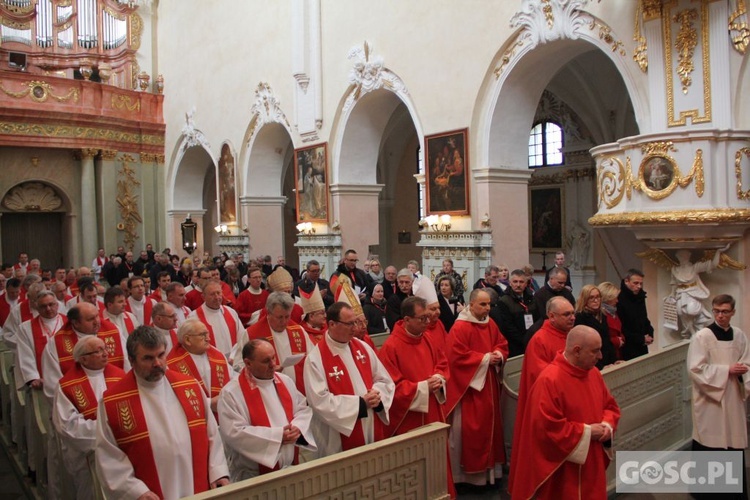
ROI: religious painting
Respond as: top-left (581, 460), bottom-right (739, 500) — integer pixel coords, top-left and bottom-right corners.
top-left (294, 143), bottom-right (328, 223)
top-left (424, 128), bottom-right (469, 215)
top-left (639, 154), bottom-right (678, 200)
top-left (529, 185), bottom-right (564, 251)
top-left (218, 144), bottom-right (237, 223)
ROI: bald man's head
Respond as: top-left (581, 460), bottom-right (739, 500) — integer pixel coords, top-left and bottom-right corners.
top-left (564, 325), bottom-right (602, 371)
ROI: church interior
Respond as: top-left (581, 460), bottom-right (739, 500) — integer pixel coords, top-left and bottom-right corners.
top-left (0, 0), bottom-right (749, 497)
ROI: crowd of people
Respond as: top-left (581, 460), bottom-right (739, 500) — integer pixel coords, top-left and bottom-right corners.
top-left (0, 246), bottom-right (745, 499)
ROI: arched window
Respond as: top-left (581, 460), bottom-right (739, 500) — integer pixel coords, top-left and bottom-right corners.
top-left (528, 121), bottom-right (564, 168)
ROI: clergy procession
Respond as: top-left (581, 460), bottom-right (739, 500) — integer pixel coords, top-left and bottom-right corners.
top-left (0, 246), bottom-right (748, 499)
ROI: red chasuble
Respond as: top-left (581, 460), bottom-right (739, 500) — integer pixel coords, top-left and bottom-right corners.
top-left (167, 344), bottom-right (230, 398)
top-left (378, 320), bottom-right (448, 436)
top-left (102, 371), bottom-right (211, 498)
top-left (509, 320), bottom-right (568, 492)
top-left (237, 369), bottom-right (298, 474)
top-left (247, 319), bottom-right (308, 394)
top-left (0, 295), bottom-right (13, 326)
top-left (59, 363), bottom-right (126, 419)
top-left (510, 352), bottom-right (620, 500)
top-left (445, 316), bottom-right (509, 473)
top-left (233, 288), bottom-right (269, 325)
top-left (424, 319), bottom-right (450, 358)
top-left (19, 299), bottom-right (34, 322)
top-left (317, 337), bottom-right (381, 450)
top-left (53, 321), bottom-right (126, 374)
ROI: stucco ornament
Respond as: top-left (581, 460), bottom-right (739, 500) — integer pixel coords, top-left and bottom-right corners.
top-left (511, 0), bottom-right (589, 46)
top-left (2, 182), bottom-right (62, 211)
top-left (181, 107), bottom-right (210, 151)
top-left (344, 41), bottom-right (407, 112)
top-left (251, 82), bottom-right (290, 128)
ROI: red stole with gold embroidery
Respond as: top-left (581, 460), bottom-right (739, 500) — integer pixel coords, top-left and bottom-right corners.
top-left (238, 370), bottom-right (298, 474)
top-left (102, 370), bottom-right (210, 498)
top-left (98, 318), bottom-right (125, 369)
top-left (167, 344), bottom-right (229, 398)
top-left (317, 337), bottom-right (380, 451)
top-left (196, 306), bottom-right (237, 347)
top-left (59, 363), bottom-right (126, 419)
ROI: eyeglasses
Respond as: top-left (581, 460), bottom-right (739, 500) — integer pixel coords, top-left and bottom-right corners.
top-left (712, 309), bottom-right (734, 316)
top-left (81, 347), bottom-right (107, 356)
top-left (334, 320), bottom-right (358, 328)
top-left (188, 332), bottom-right (210, 339)
top-left (409, 315), bottom-right (430, 323)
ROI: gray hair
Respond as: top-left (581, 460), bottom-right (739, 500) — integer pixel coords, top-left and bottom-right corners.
top-left (546, 296), bottom-right (569, 315)
top-left (126, 326), bottom-right (167, 360)
top-left (266, 291), bottom-right (295, 313)
top-left (36, 290), bottom-right (56, 302)
top-left (548, 266), bottom-right (568, 278)
top-left (22, 274), bottom-right (42, 289)
top-left (306, 260), bottom-right (320, 270)
top-left (151, 301), bottom-right (172, 321)
top-left (72, 336), bottom-right (101, 363)
top-left (396, 268), bottom-right (413, 280)
top-left (176, 318), bottom-right (204, 344)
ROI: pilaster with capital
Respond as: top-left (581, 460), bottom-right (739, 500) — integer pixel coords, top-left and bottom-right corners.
top-left (95, 151), bottom-right (120, 252)
top-left (473, 167), bottom-right (533, 267)
top-left (76, 148), bottom-right (99, 262)
top-left (239, 196), bottom-right (288, 258)
top-left (329, 183), bottom-right (384, 258)
top-left (139, 153), bottom-right (159, 251)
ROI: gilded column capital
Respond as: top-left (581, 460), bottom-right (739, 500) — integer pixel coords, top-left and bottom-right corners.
top-left (74, 148), bottom-right (99, 160)
top-left (641, 0), bottom-right (662, 22)
top-left (155, 154), bottom-right (165, 164)
top-left (140, 152), bottom-right (157, 163)
top-left (101, 149), bottom-right (118, 160)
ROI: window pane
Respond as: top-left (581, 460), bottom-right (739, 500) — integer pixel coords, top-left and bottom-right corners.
top-left (544, 122), bottom-right (564, 166)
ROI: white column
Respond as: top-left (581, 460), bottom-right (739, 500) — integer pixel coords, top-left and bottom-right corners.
top-left (78, 148), bottom-right (98, 263)
top-left (239, 196), bottom-right (287, 257)
top-left (329, 184), bottom-right (384, 257)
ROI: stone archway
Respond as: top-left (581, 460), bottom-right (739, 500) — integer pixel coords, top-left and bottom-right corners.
top-left (472, 5), bottom-right (645, 276)
top-left (329, 42), bottom-right (424, 261)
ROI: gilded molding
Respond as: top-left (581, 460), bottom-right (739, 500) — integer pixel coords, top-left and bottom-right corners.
top-left (541, 0), bottom-right (554, 29)
top-left (729, 0), bottom-right (749, 54)
top-left (589, 209), bottom-right (750, 226)
top-left (634, 1), bottom-right (648, 72)
top-left (735, 147), bottom-right (750, 200)
top-left (0, 121), bottom-right (165, 146)
top-left (0, 16), bottom-right (30, 29)
top-left (529, 167), bottom-right (596, 186)
top-left (494, 39), bottom-right (525, 79)
top-left (589, 19), bottom-right (626, 56)
top-left (673, 9), bottom-right (698, 94)
top-left (129, 12), bottom-right (143, 51)
top-left (1, 0), bottom-right (35, 15)
top-left (74, 148), bottom-right (99, 160)
top-left (664, 1), bottom-right (711, 127)
top-left (0, 80), bottom-right (79, 103)
top-left (111, 94), bottom-right (140, 112)
top-left (104, 5), bottom-right (126, 21)
top-left (155, 154), bottom-right (165, 164)
top-left (116, 159), bottom-right (142, 250)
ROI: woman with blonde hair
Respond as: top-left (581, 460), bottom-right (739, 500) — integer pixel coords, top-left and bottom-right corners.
top-left (598, 281), bottom-right (625, 360)
top-left (574, 284), bottom-right (617, 369)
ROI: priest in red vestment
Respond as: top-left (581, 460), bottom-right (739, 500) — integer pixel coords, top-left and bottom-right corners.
top-left (378, 295), bottom-right (455, 498)
top-left (445, 289), bottom-right (509, 486)
top-left (508, 296), bottom-right (576, 491)
top-left (234, 267), bottom-right (269, 326)
top-left (510, 326), bottom-right (620, 500)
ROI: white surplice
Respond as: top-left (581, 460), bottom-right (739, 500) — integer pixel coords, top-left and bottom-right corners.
top-left (52, 366), bottom-right (105, 500)
top-left (218, 371), bottom-right (315, 481)
top-left (688, 325), bottom-right (750, 448)
top-left (303, 334), bottom-right (394, 458)
top-left (95, 374), bottom-right (229, 499)
top-left (16, 315), bottom-right (63, 387)
top-left (104, 311), bottom-right (139, 339)
top-left (126, 296), bottom-right (156, 325)
top-left (188, 304), bottom-right (243, 358)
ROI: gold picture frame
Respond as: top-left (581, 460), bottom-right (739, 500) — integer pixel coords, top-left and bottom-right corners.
top-left (639, 154), bottom-right (678, 200)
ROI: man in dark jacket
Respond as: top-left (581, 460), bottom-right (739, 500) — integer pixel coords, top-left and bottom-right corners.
top-left (617, 269), bottom-right (654, 360)
top-left (497, 269), bottom-right (540, 357)
top-left (385, 268), bottom-right (413, 331)
top-left (533, 266), bottom-right (575, 315)
top-left (330, 249), bottom-right (368, 295)
top-left (294, 259), bottom-right (333, 308)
